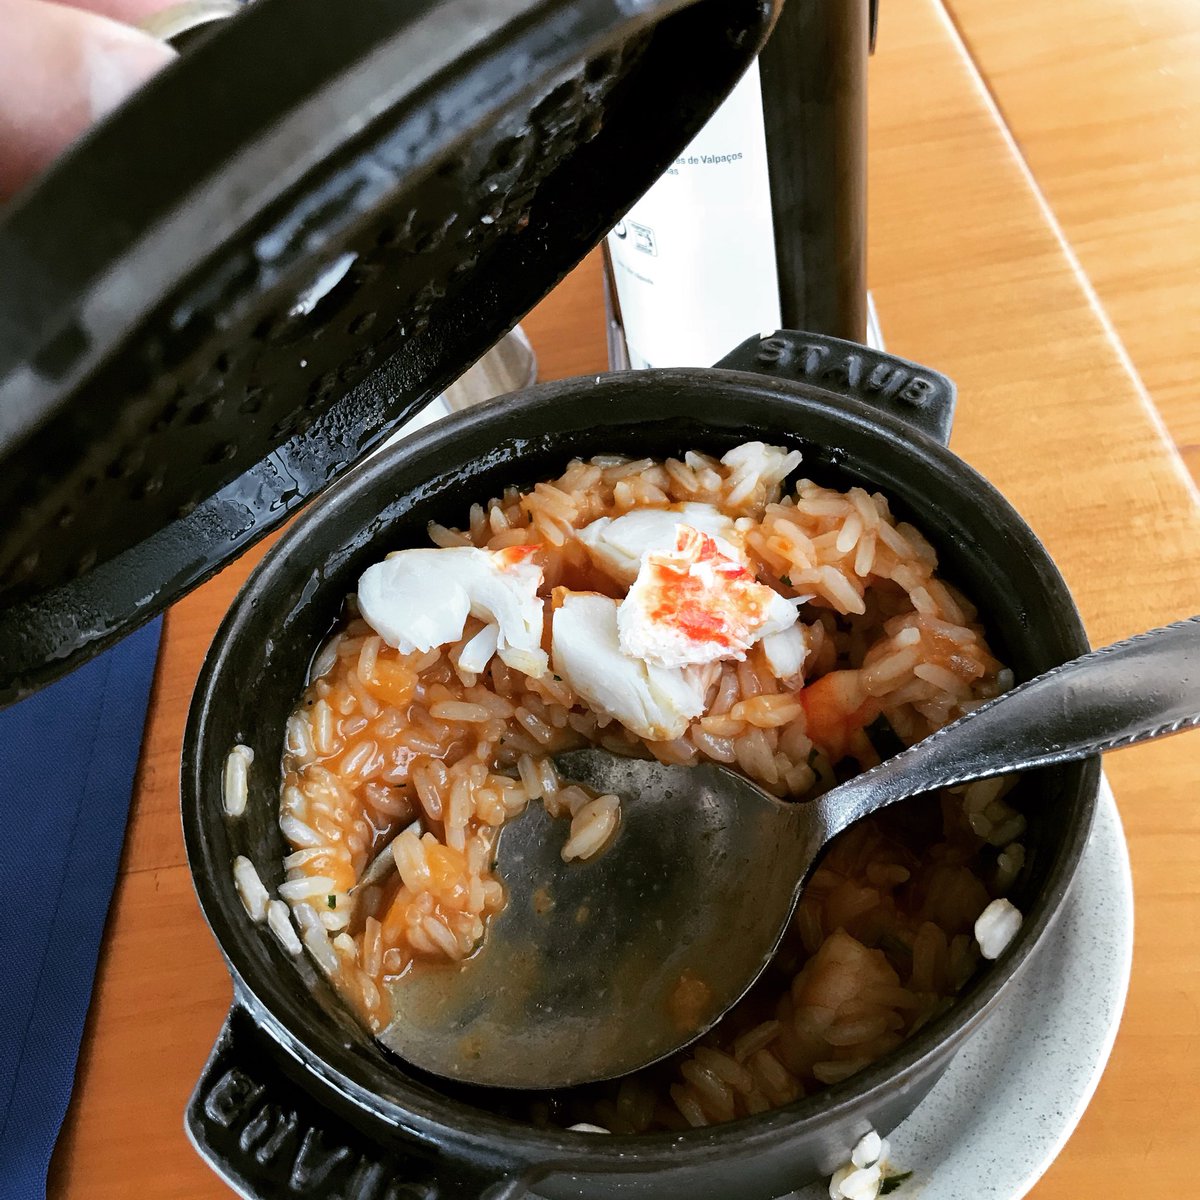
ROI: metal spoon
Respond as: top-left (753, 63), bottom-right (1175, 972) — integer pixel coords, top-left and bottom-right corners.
top-left (377, 616), bottom-right (1200, 1089)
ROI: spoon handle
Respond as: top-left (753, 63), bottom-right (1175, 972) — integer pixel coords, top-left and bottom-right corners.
top-left (814, 615), bottom-right (1200, 837)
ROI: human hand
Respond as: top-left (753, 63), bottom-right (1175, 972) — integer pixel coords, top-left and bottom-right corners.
top-left (0, 0), bottom-right (177, 201)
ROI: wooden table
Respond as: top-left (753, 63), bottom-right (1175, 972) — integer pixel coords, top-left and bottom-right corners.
top-left (948, 0), bottom-right (1200, 485)
top-left (49, 1), bottom-right (1199, 1196)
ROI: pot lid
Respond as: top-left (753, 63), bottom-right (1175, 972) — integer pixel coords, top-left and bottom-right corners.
top-left (0, 0), bottom-right (780, 703)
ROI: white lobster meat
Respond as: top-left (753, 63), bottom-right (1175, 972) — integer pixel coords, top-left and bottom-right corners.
top-left (617, 525), bottom-right (798, 669)
top-left (551, 592), bottom-right (709, 742)
top-left (357, 545), bottom-right (548, 678)
top-left (577, 502), bottom-right (747, 585)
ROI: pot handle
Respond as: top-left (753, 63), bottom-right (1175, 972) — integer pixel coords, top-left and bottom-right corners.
top-left (187, 1005), bottom-right (528, 1200)
top-left (713, 330), bottom-right (957, 447)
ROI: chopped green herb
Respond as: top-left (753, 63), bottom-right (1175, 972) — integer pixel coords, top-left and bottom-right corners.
top-left (807, 747), bottom-right (820, 768)
top-left (880, 1172), bottom-right (913, 1194)
top-left (553, 675), bottom-right (562, 682)
top-left (327, 895), bottom-right (337, 909)
top-left (780, 575), bottom-right (792, 586)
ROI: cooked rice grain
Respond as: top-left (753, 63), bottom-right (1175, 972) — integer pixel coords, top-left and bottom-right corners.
top-left (232, 855), bottom-right (269, 921)
top-left (223, 744), bottom-right (254, 817)
top-left (266, 899), bottom-right (302, 955)
top-left (562, 794), bottom-right (621, 862)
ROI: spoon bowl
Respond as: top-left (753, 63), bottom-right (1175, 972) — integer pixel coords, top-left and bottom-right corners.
top-left (377, 756), bottom-right (816, 1088)
top-left (378, 616), bottom-right (1200, 1089)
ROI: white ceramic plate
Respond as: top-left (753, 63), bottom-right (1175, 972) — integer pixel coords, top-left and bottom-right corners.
top-left (789, 776), bottom-right (1133, 1200)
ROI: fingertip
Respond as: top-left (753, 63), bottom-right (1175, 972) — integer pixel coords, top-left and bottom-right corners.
top-left (83, 17), bottom-right (176, 123)
top-left (0, 0), bottom-right (176, 201)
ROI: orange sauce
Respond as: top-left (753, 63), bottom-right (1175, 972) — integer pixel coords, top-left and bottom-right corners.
top-left (667, 969), bottom-right (714, 1033)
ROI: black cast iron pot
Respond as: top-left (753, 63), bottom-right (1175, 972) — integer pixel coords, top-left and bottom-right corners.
top-left (182, 331), bottom-right (1098, 1200)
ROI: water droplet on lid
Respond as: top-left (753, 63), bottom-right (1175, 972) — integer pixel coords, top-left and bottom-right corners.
top-left (135, 472), bottom-right (165, 499)
top-left (288, 252), bottom-right (357, 317)
top-left (240, 386), bottom-right (265, 415)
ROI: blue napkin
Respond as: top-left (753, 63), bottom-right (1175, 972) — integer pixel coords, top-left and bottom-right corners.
top-left (0, 619), bottom-right (163, 1200)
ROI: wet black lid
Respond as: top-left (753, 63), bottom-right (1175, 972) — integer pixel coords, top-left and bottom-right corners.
top-left (0, 0), bottom-right (779, 702)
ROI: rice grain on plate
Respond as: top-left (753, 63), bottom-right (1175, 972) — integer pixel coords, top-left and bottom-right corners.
top-left (274, 443), bottom-right (1023, 1130)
